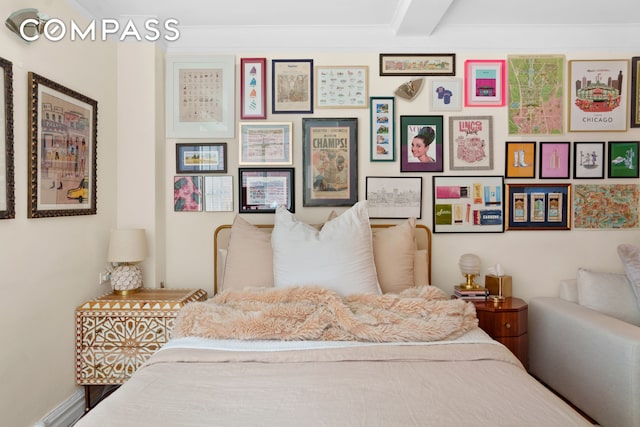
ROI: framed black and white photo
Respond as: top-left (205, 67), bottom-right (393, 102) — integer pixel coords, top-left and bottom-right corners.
top-left (366, 177), bottom-right (422, 219)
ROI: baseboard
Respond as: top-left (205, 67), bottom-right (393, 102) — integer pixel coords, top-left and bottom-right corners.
top-left (34, 389), bottom-right (84, 427)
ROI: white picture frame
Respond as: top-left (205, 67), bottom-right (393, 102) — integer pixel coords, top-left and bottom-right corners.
top-left (430, 78), bottom-right (462, 112)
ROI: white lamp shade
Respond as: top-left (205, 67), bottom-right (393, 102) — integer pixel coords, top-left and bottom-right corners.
top-left (459, 253), bottom-right (481, 275)
top-left (107, 228), bottom-right (147, 263)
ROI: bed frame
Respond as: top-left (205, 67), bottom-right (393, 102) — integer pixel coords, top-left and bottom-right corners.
top-left (213, 223), bottom-right (432, 295)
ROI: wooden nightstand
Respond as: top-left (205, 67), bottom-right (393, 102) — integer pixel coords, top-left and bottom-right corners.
top-left (469, 297), bottom-right (528, 369)
top-left (76, 288), bottom-right (207, 410)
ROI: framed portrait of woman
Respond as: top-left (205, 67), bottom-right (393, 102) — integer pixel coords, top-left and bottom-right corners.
top-left (400, 115), bottom-right (443, 172)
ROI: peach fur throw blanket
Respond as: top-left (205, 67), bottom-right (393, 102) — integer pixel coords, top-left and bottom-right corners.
top-left (172, 285), bottom-right (478, 342)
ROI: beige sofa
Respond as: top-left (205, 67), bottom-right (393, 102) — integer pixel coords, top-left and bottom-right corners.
top-left (529, 276), bottom-right (640, 427)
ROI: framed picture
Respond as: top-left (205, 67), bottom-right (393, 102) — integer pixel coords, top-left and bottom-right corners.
top-left (272, 59), bottom-right (313, 114)
top-left (204, 175), bottom-right (233, 212)
top-left (507, 55), bottom-right (565, 135)
top-left (568, 59), bottom-right (629, 132)
top-left (400, 115), bottom-right (444, 173)
top-left (632, 57), bottom-right (640, 128)
top-left (464, 60), bottom-right (506, 107)
top-left (176, 143), bottom-right (227, 173)
top-left (608, 141), bottom-right (639, 178)
top-left (574, 184), bottom-right (640, 229)
top-left (174, 176), bottom-right (203, 212)
top-left (316, 66), bottom-right (368, 108)
top-left (448, 116), bottom-right (493, 171)
top-left (379, 53), bottom-right (456, 76)
top-left (239, 167), bottom-right (294, 213)
top-left (165, 55), bottom-right (235, 138)
top-left (302, 117), bottom-right (357, 207)
top-left (505, 183), bottom-right (571, 230)
top-left (505, 141), bottom-right (536, 179)
top-left (369, 96), bottom-right (395, 161)
top-left (238, 122), bottom-right (292, 165)
top-left (0, 56), bottom-right (14, 220)
top-left (366, 176), bottom-right (422, 219)
top-left (240, 58), bottom-right (267, 120)
top-left (28, 72), bottom-right (97, 218)
top-left (430, 78), bottom-right (462, 111)
top-left (573, 141), bottom-right (605, 179)
top-left (432, 175), bottom-right (504, 233)
top-left (539, 142), bottom-right (570, 179)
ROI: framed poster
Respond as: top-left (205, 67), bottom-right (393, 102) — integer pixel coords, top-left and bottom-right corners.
top-left (240, 58), bottom-right (267, 120)
top-left (239, 168), bottom-right (294, 213)
top-left (174, 176), bottom-right (203, 212)
top-left (632, 57), bottom-right (640, 128)
top-left (204, 175), bottom-right (233, 212)
top-left (316, 66), bottom-right (368, 108)
top-left (432, 175), bottom-right (504, 233)
top-left (165, 55), bottom-right (235, 138)
top-left (573, 141), bottom-right (604, 179)
top-left (539, 141), bottom-right (570, 179)
top-left (448, 116), bottom-right (493, 171)
top-left (505, 141), bottom-right (536, 179)
top-left (302, 117), bottom-right (357, 207)
top-left (574, 184), bottom-right (640, 229)
top-left (365, 176), bottom-right (422, 219)
top-left (272, 59), bottom-right (313, 114)
top-left (505, 183), bottom-right (571, 230)
top-left (379, 53), bottom-right (456, 76)
top-left (176, 143), bottom-right (227, 173)
top-left (238, 122), bottom-right (292, 165)
top-left (507, 55), bottom-right (565, 135)
top-left (431, 78), bottom-right (462, 112)
top-left (568, 59), bottom-right (629, 132)
top-left (28, 72), bottom-right (97, 218)
top-left (369, 96), bottom-right (395, 161)
top-left (608, 141), bottom-right (639, 178)
top-left (0, 56), bottom-right (14, 220)
top-left (400, 115), bottom-right (444, 173)
top-left (464, 60), bottom-right (506, 107)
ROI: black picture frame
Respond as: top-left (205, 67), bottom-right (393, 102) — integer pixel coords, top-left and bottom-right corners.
top-left (238, 167), bottom-right (295, 213)
top-left (271, 59), bottom-right (314, 114)
top-left (608, 141), bottom-right (640, 178)
top-left (573, 141), bottom-right (605, 179)
top-left (176, 143), bottom-right (227, 173)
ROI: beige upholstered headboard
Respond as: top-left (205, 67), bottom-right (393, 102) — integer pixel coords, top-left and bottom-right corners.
top-left (213, 223), bottom-right (432, 295)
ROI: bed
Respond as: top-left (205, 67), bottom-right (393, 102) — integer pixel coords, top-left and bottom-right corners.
top-left (76, 202), bottom-right (590, 426)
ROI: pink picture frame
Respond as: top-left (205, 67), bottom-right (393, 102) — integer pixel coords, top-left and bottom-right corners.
top-left (240, 58), bottom-right (267, 119)
top-left (464, 60), bottom-right (506, 107)
top-left (539, 142), bottom-right (570, 179)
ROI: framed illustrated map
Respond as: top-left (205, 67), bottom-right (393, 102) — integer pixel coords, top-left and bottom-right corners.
top-left (573, 184), bottom-right (640, 229)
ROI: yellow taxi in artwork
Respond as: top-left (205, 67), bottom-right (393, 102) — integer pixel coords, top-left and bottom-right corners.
top-left (67, 176), bottom-right (88, 203)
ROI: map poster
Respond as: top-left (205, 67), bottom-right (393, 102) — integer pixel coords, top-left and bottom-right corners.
top-left (573, 184), bottom-right (640, 229)
top-left (507, 55), bottom-right (565, 135)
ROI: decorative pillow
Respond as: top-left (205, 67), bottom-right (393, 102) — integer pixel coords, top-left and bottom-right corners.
top-left (372, 218), bottom-right (416, 293)
top-left (576, 268), bottom-right (640, 326)
top-left (414, 249), bottom-right (430, 287)
top-left (617, 243), bottom-right (640, 308)
top-left (271, 201), bottom-right (381, 296)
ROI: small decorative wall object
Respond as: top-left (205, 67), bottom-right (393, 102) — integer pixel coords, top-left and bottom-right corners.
top-left (539, 142), bottom-right (570, 179)
top-left (0, 56), bottom-right (14, 220)
top-left (608, 141), bottom-right (639, 178)
top-left (400, 115), bottom-right (443, 173)
top-left (573, 141), bottom-right (604, 179)
top-left (394, 78), bottom-right (424, 101)
top-left (505, 141), bottom-right (536, 179)
top-left (174, 176), bottom-right (203, 212)
top-left (464, 60), bottom-right (506, 107)
top-left (272, 59), bottom-right (313, 114)
top-left (240, 58), bottom-right (267, 120)
top-left (448, 116), bottom-right (493, 171)
top-left (505, 183), bottom-right (571, 230)
top-left (369, 96), bottom-right (395, 162)
top-left (239, 168), bottom-right (294, 213)
top-left (573, 184), bottom-right (639, 229)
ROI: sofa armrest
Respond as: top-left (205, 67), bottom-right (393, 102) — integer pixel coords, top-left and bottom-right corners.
top-left (529, 297), bottom-right (640, 427)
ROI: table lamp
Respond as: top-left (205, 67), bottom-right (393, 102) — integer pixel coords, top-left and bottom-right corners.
top-left (458, 253), bottom-right (482, 290)
top-left (108, 228), bottom-right (147, 295)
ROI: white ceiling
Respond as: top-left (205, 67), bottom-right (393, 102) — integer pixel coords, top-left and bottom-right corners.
top-left (65, 0), bottom-right (640, 51)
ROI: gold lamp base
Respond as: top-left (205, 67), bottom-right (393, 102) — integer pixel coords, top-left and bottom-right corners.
top-left (112, 288), bottom-right (142, 296)
top-left (460, 273), bottom-right (485, 290)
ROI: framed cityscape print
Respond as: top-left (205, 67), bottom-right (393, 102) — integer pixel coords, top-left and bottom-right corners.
top-left (238, 122), bottom-right (292, 165)
top-left (379, 53), bottom-right (455, 76)
top-left (568, 59), bottom-right (629, 132)
top-left (632, 57), bottom-right (640, 128)
top-left (316, 66), bottom-right (368, 109)
top-left (432, 175), bottom-right (504, 233)
top-left (573, 141), bottom-right (604, 179)
top-left (505, 183), bottom-right (571, 230)
top-left (174, 176), bottom-right (203, 212)
top-left (464, 60), bottom-right (506, 107)
top-left (400, 115), bottom-right (444, 173)
top-left (240, 58), bottom-right (267, 120)
top-left (365, 176), bottom-right (422, 219)
top-left (505, 141), bottom-right (536, 179)
top-left (430, 78), bottom-right (462, 112)
top-left (369, 96), bottom-right (395, 161)
top-left (608, 141), bottom-right (639, 178)
top-left (176, 143), bottom-right (227, 173)
top-left (28, 72), bottom-right (97, 218)
top-left (448, 116), bottom-right (493, 171)
top-left (539, 141), bottom-right (570, 179)
top-left (272, 59), bottom-right (313, 114)
top-left (302, 118), bottom-right (357, 207)
top-left (0, 56), bottom-right (14, 220)
top-left (239, 168), bottom-right (295, 213)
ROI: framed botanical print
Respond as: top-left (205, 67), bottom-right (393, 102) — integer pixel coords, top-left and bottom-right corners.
top-left (464, 60), bottom-right (506, 107)
top-left (239, 168), bottom-right (295, 213)
top-left (608, 141), bottom-right (639, 178)
top-left (0, 56), bottom-right (14, 220)
top-left (505, 141), bottom-right (536, 179)
top-left (505, 183), bottom-right (571, 230)
top-left (369, 96), bottom-right (395, 161)
top-left (448, 116), bottom-right (493, 171)
top-left (272, 59), bottom-right (313, 114)
top-left (539, 141), bottom-right (570, 179)
top-left (240, 58), bottom-right (267, 120)
top-left (400, 115), bottom-right (444, 173)
top-left (573, 141), bottom-right (604, 179)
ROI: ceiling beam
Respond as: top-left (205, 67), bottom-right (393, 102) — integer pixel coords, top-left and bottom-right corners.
top-left (393, 0), bottom-right (455, 36)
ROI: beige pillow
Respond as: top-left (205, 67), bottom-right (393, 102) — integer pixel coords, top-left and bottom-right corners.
top-left (414, 249), bottom-right (430, 287)
top-left (372, 218), bottom-right (416, 293)
top-left (576, 268), bottom-right (640, 326)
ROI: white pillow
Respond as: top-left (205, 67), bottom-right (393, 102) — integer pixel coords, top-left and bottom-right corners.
top-left (271, 201), bottom-right (381, 296)
top-left (617, 243), bottom-right (640, 309)
top-left (576, 268), bottom-right (640, 326)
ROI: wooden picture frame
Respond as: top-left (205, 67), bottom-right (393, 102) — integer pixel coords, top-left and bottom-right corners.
top-left (505, 141), bottom-right (536, 179)
top-left (632, 57), bottom-right (640, 128)
top-left (165, 55), bottom-right (235, 138)
top-left (174, 176), bottom-right (203, 212)
top-left (400, 115), bottom-right (444, 173)
top-left (302, 117), bottom-right (357, 207)
top-left (238, 122), bottom-right (292, 165)
top-left (573, 183), bottom-right (640, 229)
top-left (316, 66), bottom-right (368, 109)
top-left (539, 141), bottom-right (570, 179)
top-left (272, 59), bottom-right (313, 114)
top-left (432, 175), bottom-right (505, 233)
top-left (379, 53), bottom-right (456, 76)
top-left (176, 143), bottom-right (227, 173)
top-left (0, 56), bottom-right (14, 220)
top-left (369, 96), bottom-right (395, 162)
top-left (239, 167), bottom-right (295, 213)
top-left (430, 78), bottom-right (462, 112)
top-left (28, 72), bottom-right (97, 218)
top-left (505, 183), bottom-right (571, 231)
top-left (448, 116), bottom-right (494, 171)
top-left (608, 141), bottom-right (640, 178)
top-left (573, 141), bottom-right (605, 179)
top-left (240, 58), bottom-right (267, 120)
top-left (366, 176), bottom-right (422, 219)
top-left (464, 60), bottom-right (506, 107)
top-left (204, 175), bottom-right (233, 212)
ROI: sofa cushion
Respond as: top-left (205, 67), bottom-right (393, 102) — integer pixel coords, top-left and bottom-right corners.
top-left (617, 243), bottom-right (640, 309)
top-left (576, 268), bottom-right (640, 326)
